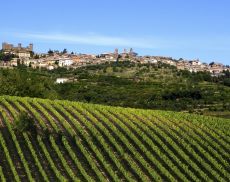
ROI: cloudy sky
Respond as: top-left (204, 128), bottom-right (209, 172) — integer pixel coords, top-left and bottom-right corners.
top-left (1, 0), bottom-right (230, 64)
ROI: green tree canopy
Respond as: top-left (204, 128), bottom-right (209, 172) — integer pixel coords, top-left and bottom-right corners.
top-left (14, 112), bottom-right (35, 133)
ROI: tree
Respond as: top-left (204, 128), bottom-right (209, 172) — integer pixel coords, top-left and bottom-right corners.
top-left (30, 51), bottom-right (34, 58)
top-left (34, 54), bottom-right (39, 59)
top-left (209, 62), bottom-right (215, 66)
top-left (17, 59), bottom-right (21, 66)
top-left (0, 50), bottom-right (3, 61)
top-left (54, 60), bottom-right (59, 65)
top-left (224, 70), bottom-right (230, 78)
top-left (103, 68), bottom-right (107, 73)
top-left (1, 53), bottom-right (14, 62)
top-left (223, 78), bottom-right (230, 86)
top-left (14, 112), bottom-right (36, 133)
top-left (48, 49), bottom-right (54, 56)
top-left (62, 48), bottom-right (67, 54)
top-left (116, 54), bottom-right (122, 62)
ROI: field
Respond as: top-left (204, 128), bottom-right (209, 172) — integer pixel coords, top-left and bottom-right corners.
top-left (0, 96), bottom-right (229, 181)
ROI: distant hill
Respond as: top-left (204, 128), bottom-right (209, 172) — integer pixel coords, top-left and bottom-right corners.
top-left (0, 96), bottom-right (229, 181)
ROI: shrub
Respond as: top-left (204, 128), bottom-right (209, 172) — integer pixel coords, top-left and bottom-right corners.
top-left (14, 112), bottom-right (36, 133)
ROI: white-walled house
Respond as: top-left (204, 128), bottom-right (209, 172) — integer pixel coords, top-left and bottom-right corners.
top-left (47, 65), bottom-right (54, 70)
top-left (190, 60), bottom-right (202, 66)
top-left (10, 58), bottom-right (18, 67)
top-left (56, 78), bottom-right (69, 84)
top-left (149, 59), bottom-right (158, 64)
top-left (58, 59), bottom-right (73, 67)
top-left (23, 59), bottom-right (33, 66)
top-left (38, 62), bottom-right (48, 68)
top-left (18, 51), bottom-right (30, 58)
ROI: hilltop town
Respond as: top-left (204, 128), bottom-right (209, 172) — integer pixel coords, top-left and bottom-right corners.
top-left (0, 42), bottom-right (229, 76)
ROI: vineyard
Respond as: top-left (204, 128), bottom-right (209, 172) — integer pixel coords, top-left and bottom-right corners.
top-left (0, 96), bottom-right (229, 182)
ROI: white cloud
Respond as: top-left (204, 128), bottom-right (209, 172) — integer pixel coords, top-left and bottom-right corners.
top-left (15, 32), bottom-right (155, 49)
top-left (4, 31), bottom-right (230, 53)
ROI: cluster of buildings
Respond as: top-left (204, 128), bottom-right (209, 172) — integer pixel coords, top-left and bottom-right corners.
top-left (0, 42), bottom-right (229, 76)
top-left (175, 60), bottom-right (227, 75)
top-left (2, 42), bottom-right (33, 58)
top-left (143, 57), bottom-right (229, 75)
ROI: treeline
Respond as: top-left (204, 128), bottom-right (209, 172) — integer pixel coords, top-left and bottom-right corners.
top-left (179, 69), bottom-right (230, 87)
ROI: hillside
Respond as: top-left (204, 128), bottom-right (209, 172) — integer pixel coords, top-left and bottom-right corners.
top-left (0, 96), bottom-right (229, 181)
top-left (1, 62), bottom-right (230, 118)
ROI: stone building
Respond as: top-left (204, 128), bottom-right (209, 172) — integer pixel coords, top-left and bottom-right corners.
top-left (2, 42), bottom-right (33, 58)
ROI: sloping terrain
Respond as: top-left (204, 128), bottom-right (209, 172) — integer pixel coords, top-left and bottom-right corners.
top-left (0, 96), bottom-right (229, 181)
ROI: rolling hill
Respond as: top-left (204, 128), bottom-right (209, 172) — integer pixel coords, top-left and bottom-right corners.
top-left (0, 96), bottom-right (229, 181)
top-left (1, 62), bottom-right (230, 118)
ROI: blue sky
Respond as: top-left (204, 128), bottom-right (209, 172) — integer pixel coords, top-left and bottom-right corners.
top-left (1, 0), bottom-right (230, 64)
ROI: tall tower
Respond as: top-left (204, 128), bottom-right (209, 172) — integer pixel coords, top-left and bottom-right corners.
top-left (114, 48), bottom-right (118, 61)
top-left (2, 42), bottom-right (6, 50)
top-left (29, 43), bottom-right (33, 51)
top-left (129, 48), bottom-right (133, 54)
top-left (129, 48), bottom-right (133, 57)
top-left (114, 48), bottom-right (118, 54)
top-left (114, 48), bottom-right (118, 56)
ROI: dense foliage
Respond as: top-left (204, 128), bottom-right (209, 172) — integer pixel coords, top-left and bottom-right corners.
top-left (0, 50), bottom-right (18, 62)
top-left (0, 68), bottom-right (58, 99)
top-left (13, 112), bottom-right (35, 133)
top-left (0, 61), bottom-right (229, 118)
top-left (0, 96), bottom-right (229, 181)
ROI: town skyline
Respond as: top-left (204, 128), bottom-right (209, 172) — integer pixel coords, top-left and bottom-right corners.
top-left (0, 0), bottom-right (230, 65)
top-left (1, 42), bottom-right (229, 76)
top-left (1, 41), bottom-right (229, 66)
